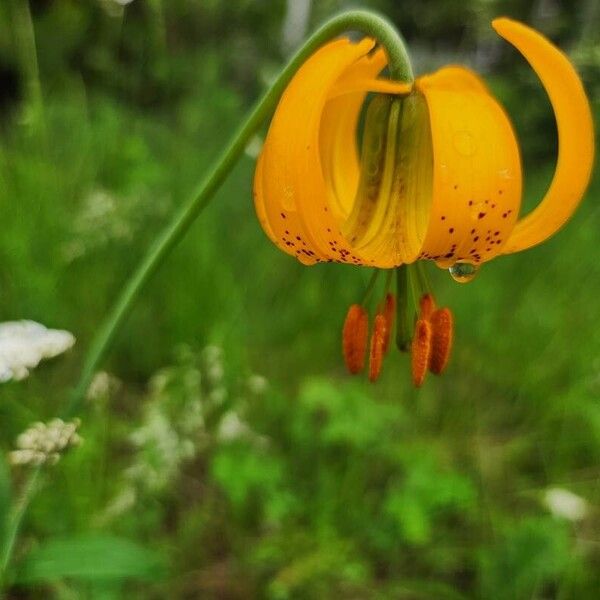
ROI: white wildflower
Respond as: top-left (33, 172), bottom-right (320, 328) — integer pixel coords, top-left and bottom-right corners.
top-left (180, 439), bottom-right (196, 459)
top-left (0, 321), bottom-right (75, 383)
top-left (180, 397), bottom-right (205, 434)
top-left (207, 364), bottom-right (224, 385)
top-left (202, 345), bottom-right (222, 365)
top-left (247, 374), bottom-right (268, 395)
top-left (217, 411), bottom-right (252, 442)
top-left (149, 371), bottom-right (170, 394)
top-left (544, 487), bottom-right (588, 522)
top-left (127, 407), bottom-right (183, 491)
top-left (63, 187), bottom-right (168, 262)
top-left (208, 387), bottom-right (227, 406)
top-left (86, 371), bottom-right (121, 402)
top-left (217, 411), bottom-right (269, 449)
top-left (10, 418), bottom-right (82, 467)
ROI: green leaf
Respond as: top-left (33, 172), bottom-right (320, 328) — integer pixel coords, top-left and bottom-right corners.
top-left (479, 517), bottom-right (573, 600)
top-left (15, 534), bottom-right (166, 584)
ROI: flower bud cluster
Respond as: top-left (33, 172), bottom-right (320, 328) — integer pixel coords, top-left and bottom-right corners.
top-left (10, 418), bottom-right (82, 467)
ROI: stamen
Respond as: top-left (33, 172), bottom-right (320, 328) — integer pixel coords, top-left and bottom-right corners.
top-left (342, 304), bottom-right (369, 374)
top-left (369, 314), bottom-right (387, 382)
top-left (429, 307), bottom-right (454, 374)
top-left (419, 293), bottom-right (436, 320)
top-left (379, 293), bottom-right (396, 354)
top-left (411, 318), bottom-right (432, 387)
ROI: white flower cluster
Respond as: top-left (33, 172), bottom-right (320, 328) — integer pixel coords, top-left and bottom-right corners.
top-left (0, 321), bottom-right (75, 383)
top-left (10, 418), bottom-right (82, 467)
top-left (62, 188), bottom-right (169, 262)
top-left (217, 411), bottom-right (252, 442)
top-left (126, 406), bottom-right (198, 491)
top-left (544, 487), bottom-right (588, 522)
top-left (95, 345), bottom-right (270, 524)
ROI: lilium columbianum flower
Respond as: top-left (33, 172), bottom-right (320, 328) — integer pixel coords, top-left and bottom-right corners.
top-left (253, 18), bottom-right (594, 386)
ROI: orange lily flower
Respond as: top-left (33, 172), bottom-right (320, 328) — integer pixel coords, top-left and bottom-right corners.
top-left (253, 18), bottom-right (594, 386)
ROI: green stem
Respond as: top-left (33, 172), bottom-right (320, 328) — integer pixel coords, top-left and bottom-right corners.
top-left (10, 0), bottom-right (45, 136)
top-left (0, 467), bottom-right (41, 588)
top-left (360, 269), bottom-right (381, 305)
top-left (395, 266), bottom-right (412, 351)
top-left (383, 268), bottom-right (394, 294)
top-left (148, 0), bottom-right (167, 53)
top-left (415, 260), bottom-right (431, 296)
top-left (407, 263), bottom-right (421, 316)
top-left (64, 10), bottom-right (413, 417)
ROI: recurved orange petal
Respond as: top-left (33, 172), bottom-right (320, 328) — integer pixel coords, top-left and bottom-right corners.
top-left (493, 18), bottom-right (595, 254)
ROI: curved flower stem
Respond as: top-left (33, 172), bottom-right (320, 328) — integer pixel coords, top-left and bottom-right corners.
top-left (64, 10), bottom-right (413, 417)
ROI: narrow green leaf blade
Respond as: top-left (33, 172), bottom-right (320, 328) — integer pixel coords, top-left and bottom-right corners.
top-left (15, 534), bottom-right (166, 584)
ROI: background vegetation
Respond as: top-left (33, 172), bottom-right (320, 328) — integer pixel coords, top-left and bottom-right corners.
top-left (0, 0), bottom-right (599, 598)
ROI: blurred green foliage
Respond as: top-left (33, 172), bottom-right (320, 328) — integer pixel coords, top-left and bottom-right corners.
top-left (0, 0), bottom-right (599, 598)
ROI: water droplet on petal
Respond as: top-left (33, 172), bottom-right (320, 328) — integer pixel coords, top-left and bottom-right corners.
top-left (453, 130), bottom-right (476, 157)
top-left (449, 262), bottom-right (479, 283)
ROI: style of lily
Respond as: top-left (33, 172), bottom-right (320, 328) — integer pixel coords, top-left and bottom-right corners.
top-left (253, 18), bottom-right (594, 386)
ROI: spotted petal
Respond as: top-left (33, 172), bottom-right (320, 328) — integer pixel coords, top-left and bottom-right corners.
top-left (416, 66), bottom-right (522, 267)
top-left (254, 38), bottom-right (410, 266)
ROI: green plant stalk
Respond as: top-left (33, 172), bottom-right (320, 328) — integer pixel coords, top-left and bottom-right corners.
top-left (395, 265), bottom-right (413, 352)
top-left (64, 10), bottom-right (413, 417)
top-left (415, 260), bottom-right (431, 295)
top-left (383, 268), bottom-right (394, 294)
top-left (360, 270), bottom-right (382, 305)
top-left (148, 0), bottom-right (167, 53)
top-left (408, 262), bottom-right (421, 313)
top-left (9, 0), bottom-right (45, 135)
top-left (0, 467), bottom-right (40, 591)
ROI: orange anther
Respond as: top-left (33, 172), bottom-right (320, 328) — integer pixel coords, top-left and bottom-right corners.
top-left (411, 318), bottom-right (432, 387)
top-left (429, 307), bottom-right (454, 374)
top-left (419, 293), bottom-right (436, 320)
top-left (369, 314), bottom-right (387, 382)
top-left (342, 304), bottom-right (369, 374)
top-left (379, 293), bottom-right (396, 354)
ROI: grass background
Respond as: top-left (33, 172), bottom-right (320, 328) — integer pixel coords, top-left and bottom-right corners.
top-left (0, 0), bottom-right (599, 598)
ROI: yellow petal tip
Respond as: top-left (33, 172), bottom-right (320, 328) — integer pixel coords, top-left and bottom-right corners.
top-left (491, 17), bottom-right (514, 32)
